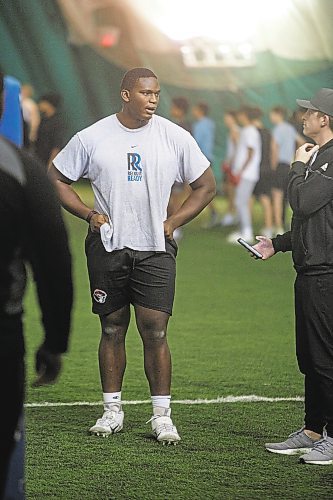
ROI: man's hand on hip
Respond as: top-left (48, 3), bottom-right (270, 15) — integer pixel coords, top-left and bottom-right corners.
top-left (90, 213), bottom-right (109, 233)
top-left (164, 218), bottom-right (177, 241)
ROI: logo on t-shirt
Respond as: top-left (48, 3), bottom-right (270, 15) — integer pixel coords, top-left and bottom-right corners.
top-left (127, 152), bottom-right (142, 182)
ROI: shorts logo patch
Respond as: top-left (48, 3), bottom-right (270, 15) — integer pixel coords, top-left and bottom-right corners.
top-left (93, 289), bottom-right (107, 304)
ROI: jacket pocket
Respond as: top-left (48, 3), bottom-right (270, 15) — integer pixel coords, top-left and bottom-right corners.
top-left (299, 224), bottom-right (308, 255)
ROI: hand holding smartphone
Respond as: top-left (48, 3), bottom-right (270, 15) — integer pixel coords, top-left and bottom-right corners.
top-left (237, 238), bottom-right (263, 259)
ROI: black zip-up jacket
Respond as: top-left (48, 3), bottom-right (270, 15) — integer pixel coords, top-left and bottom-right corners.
top-left (0, 136), bottom-right (73, 357)
top-left (272, 138), bottom-right (333, 274)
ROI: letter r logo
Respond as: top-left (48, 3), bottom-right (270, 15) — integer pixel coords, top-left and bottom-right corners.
top-left (127, 152), bottom-right (142, 172)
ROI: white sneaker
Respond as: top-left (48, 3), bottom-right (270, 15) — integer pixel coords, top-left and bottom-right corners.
top-left (89, 405), bottom-right (124, 437)
top-left (202, 212), bottom-right (220, 229)
top-left (241, 229), bottom-right (254, 242)
top-left (227, 231), bottom-right (242, 244)
top-left (221, 213), bottom-right (237, 227)
top-left (147, 408), bottom-right (181, 445)
top-left (260, 227), bottom-right (273, 238)
top-left (227, 231), bottom-right (254, 244)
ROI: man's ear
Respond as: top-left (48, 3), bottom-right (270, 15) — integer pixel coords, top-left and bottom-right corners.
top-left (121, 89), bottom-right (130, 103)
top-left (321, 114), bottom-right (329, 127)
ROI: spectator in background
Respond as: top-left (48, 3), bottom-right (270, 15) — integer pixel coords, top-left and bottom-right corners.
top-left (0, 73), bottom-right (73, 499)
top-left (21, 84), bottom-right (40, 149)
top-left (168, 96), bottom-right (192, 241)
top-left (35, 92), bottom-right (65, 168)
top-left (290, 107), bottom-right (314, 146)
top-left (170, 96), bottom-right (191, 133)
top-left (192, 102), bottom-right (215, 161)
top-left (251, 107), bottom-right (275, 238)
top-left (270, 106), bottom-right (299, 233)
top-left (227, 106), bottom-right (261, 243)
top-left (221, 110), bottom-right (240, 227)
top-left (192, 102), bottom-right (217, 227)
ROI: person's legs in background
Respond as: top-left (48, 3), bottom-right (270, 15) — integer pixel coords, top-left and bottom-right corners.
top-left (227, 177), bottom-right (256, 242)
top-left (272, 163), bottom-right (290, 234)
top-left (259, 193), bottom-right (274, 238)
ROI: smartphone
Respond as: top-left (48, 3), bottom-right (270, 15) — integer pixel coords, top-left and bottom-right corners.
top-left (237, 238), bottom-right (263, 259)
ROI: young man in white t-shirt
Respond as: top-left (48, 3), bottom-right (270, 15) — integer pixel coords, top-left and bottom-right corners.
top-left (227, 106), bottom-right (261, 242)
top-left (49, 67), bottom-right (216, 444)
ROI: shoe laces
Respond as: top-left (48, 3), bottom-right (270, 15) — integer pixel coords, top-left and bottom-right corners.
top-left (146, 414), bottom-right (171, 424)
top-left (311, 439), bottom-right (329, 454)
top-left (100, 410), bottom-right (119, 423)
top-left (146, 414), bottom-right (174, 429)
top-left (288, 426), bottom-right (306, 438)
top-left (146, 415), bottom-right (157, 424)
top-left (311, 432), bottom-right (333, 454)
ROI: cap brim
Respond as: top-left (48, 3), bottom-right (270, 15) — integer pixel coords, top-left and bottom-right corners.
top-left (296, 99), bottom-right (318, 110)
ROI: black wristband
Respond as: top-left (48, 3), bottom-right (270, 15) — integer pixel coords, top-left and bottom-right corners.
top-left (86, 210), bottom-right (98, 223)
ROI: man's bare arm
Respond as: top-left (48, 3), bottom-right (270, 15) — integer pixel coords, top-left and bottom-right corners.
top-left (164, 167), bottom-right (216, 239)
top-left (48, 164), bottom-right (108, 231)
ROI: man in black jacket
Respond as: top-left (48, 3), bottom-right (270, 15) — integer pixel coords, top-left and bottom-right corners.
top-left (0, 74), bottom-right (73, 498)
top-left (254, 88), bottom-right (333, 465)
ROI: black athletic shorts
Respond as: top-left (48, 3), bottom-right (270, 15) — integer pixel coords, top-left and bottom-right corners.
top-left (85, 231), bottom-right (177, 316)
top-left (272, 162), bottom-right (290, 192)
top-left (253, 172), bottom-right (273, 197)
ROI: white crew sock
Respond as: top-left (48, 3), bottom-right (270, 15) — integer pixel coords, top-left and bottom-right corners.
top-left (151, 395), bottom-right (171, 416)
top-left (103, 392), bottom-right (122, 411)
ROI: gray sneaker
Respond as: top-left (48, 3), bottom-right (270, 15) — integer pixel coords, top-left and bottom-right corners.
top-left (265, 427), bottom-right (320, 455)
top-left (300, 435), bottom-right (333, 465)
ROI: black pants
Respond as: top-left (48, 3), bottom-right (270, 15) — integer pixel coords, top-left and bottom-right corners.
top-left (0, 356), bottom-right (24, 499)
top-left (295, 273), bottom-right (333, 437)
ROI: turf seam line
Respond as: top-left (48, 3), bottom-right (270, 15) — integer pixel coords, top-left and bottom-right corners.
top-left (25, 395), bottom-right (304, 408)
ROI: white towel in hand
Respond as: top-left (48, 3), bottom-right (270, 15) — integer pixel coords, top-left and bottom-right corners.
top-left (100, 222), bottom-right (114, 252)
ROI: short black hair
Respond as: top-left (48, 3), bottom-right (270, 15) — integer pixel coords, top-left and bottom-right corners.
top-left (39, 92), bottom-right (62, 109)
top-left (120, 67), bottom-right (157, 91)
top-left (237, 105), bottom-right (254, 119)
top-left (271, 106), bottom-right (287, 118)
top-left (196, 102), bottom-right (209, 116)
top-left (224, 110), bottom-right (238, 118)
top-left (172, 97), bottom-right (189, 114)
top-left (248, 106), bottom-right (263, 120)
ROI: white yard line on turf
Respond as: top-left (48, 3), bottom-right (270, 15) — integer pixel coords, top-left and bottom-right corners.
top-left (25, 395), bottom-right (304, 408)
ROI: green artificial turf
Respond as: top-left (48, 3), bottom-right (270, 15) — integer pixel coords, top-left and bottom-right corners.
top-left (23, 187), bottom-right (332, 499)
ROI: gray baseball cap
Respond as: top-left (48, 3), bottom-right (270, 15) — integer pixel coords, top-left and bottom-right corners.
top-left (297, 88), bottom-right (333, 117)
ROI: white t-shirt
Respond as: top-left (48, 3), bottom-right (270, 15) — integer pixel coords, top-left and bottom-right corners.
top-left (233, 125), bottom-right (261, 182)
top-left (53, 114), bottom-right (210, 252)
